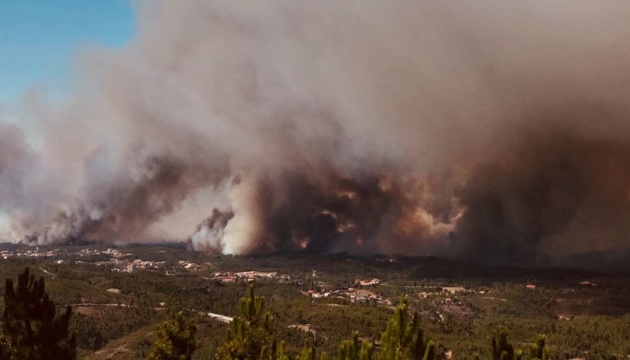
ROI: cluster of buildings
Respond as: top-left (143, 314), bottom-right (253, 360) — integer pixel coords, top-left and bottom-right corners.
top-left (302, 285), bottom-right (392, 307)
top-left (110, 258), bottom-right (166, 273)
top-left (0, 247), bottom-right (135, 261)
top-left (1, 247), bottom-right (61, 259)
top-left (0, 246), bottom-right (169, 273)
top-left (107, 258), bottom-right (208, 274)
top-left (417, 286), bottom-right (474, 299)
top-left (344, 287), bottom-right (391, 305)
top-left (176, 260), bottom-right (207, 271)
top-left (84, 248), bottom-right (132, 258)
top-left (355, 278), bottom-right (381, 286)
top-left (212, 270), bottom-right (287, 283)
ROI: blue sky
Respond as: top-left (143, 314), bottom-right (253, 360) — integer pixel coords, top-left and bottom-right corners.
top-left (0, 0), bottom-right (135, 103)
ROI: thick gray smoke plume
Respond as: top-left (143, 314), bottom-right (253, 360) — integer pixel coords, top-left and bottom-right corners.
top-left (3, 1), bottom-right (630, 263)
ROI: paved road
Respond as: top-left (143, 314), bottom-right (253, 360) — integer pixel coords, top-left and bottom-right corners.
top-left (205, 312), bottom-right (233, 323)
top-left (63, 303), bottom-right (234, 323)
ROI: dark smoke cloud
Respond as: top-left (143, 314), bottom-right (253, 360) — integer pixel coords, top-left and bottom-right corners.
top-left (3, 1), bottom-right (630, 264)
top-left (455, 130), bottom-right (630, 262)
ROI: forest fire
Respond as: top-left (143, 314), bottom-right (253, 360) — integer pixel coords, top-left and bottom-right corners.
top-left (2, 1), bottom-right (630, 265)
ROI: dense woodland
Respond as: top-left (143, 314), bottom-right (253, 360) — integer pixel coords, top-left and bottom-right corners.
top-left (0, 243), bottom-right (629, 359)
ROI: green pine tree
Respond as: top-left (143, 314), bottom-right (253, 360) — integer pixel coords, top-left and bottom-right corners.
top-left (378, 297), bottom-right (435, 360)
top-left (490, 328), bottom-right (547, 360)
top-left (215, 285), bottom-right (282, 360)
top-left (266, 340), bottom-right (290, 360)
top-left (1, 267), bottom-right (77, 360)
top-left (147, 311), bottom-right (197, 360)
top-left (491, 328), bottom-right (522, 360)
top-left (298, 342), bottom-right (320, 360)
top-left (337, 332), bottom-right (373, 360)
top-left (526, 335), bottom-right (547, 360)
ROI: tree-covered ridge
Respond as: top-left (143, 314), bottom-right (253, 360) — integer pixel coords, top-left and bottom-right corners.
top-left (125, 302), bottom-right (553, 360)
top-left (1, 248), bottom-right (630, 359)
top-left (182, 286), bottom-right (549, 360)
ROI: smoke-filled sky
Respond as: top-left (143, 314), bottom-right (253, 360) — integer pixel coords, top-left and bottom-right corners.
top-left (3, 1), bottom-right (630, 264)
